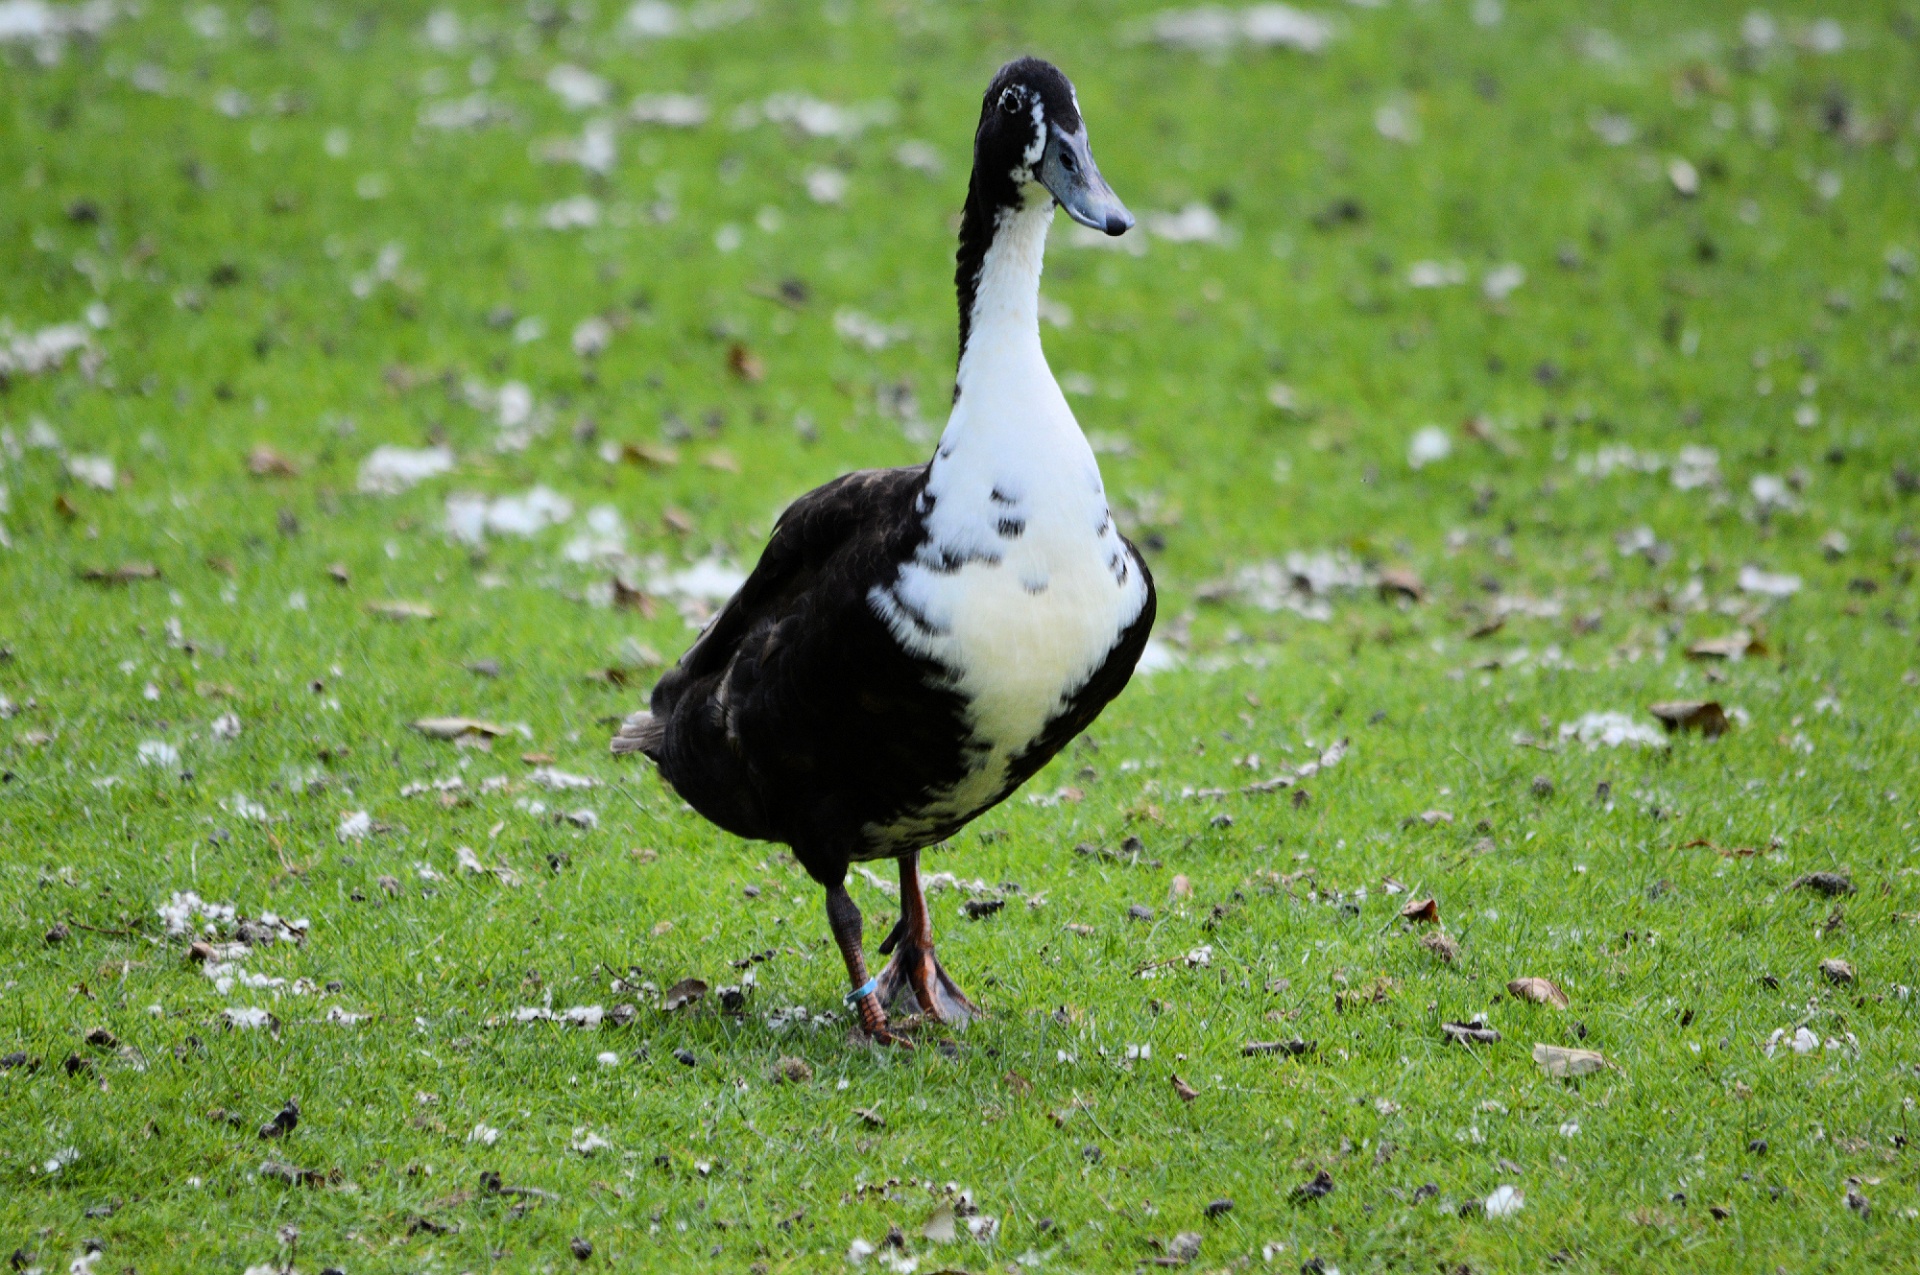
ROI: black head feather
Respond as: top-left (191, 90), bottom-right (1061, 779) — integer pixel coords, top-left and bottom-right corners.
top-left (953, 58), bottom-right (1084, 368)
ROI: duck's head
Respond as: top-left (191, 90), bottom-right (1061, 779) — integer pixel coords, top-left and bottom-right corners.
top-left (973, 57), bottom-right (1132, 237)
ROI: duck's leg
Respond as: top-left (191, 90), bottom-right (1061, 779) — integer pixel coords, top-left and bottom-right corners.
top-left (824, 882), bottom-right (911, 1048)
top-left (872, 850), bottom-right (982, 1026)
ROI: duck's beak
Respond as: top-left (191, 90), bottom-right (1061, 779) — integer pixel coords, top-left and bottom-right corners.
top-left (1038, 124), bottom-right (1133, 236)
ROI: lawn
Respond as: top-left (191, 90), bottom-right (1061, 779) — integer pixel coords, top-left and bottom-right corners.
top-left (3, 0), bottom-right (1919, 1270)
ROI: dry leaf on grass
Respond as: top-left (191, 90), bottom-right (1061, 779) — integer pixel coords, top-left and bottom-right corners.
top-left (1170, 1073), bottom-right (1199, 1102)
top-left (1289, 1169), bottom-right (1335, 1203)
top-left (726, 343), bottom-right (765, 382)
top-left (366, 600), bottom-right (438, 622)
top-left (1790, 872), bottom-right (1854, 897)
top-left (247, 445), bottom-right (299, 478)
top-left (1399, 897), bottom-right (1439, 924)
top-left (1686, 631), bottom-right (1766, 661)
top-left (1532, 1042), bottom-right (1609, 1077)
top-left (1377, 567), bottom-right (1425, 602)
top-left (1819, 958), bottom-right (1855, 985)
top-left (410, 717), bottom-right (507, 740)
top-left (614, 441), bottom-right (680, 468)
top-left (661, 977), bottom-right (707, 1011)
top-left (1508, 977), bottom-right (1570, 1009)
top-left (1420, 932), bottom-right (1460, 963)
top-left (79, 561), bottom-right (161, 585)
top-left (1649, 700), bottom-right (1729, 738)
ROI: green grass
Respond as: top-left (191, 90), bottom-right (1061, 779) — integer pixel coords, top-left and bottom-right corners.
top-left (4, 0), bottom-right (1920, 1270)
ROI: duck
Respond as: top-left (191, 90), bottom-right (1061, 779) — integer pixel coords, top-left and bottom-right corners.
top-left (613, 57), bottom-right (1155, 1046)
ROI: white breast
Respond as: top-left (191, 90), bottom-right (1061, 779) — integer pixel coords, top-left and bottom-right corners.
top-left (868, 321), bottom-right (1147, 838)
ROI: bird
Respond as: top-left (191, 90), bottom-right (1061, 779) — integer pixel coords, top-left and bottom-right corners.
top-left (612, 57), bottom-right (1155, 1046)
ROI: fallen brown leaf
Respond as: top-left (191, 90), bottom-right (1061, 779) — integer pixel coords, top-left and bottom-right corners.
top-left (726, 343), bottom-right (765, 382)
top-left (79, 562), bottom-right (161, 585)
top-left (662, 977), bottom-right (707, 1011)
top-left (1377, 567), bottom-right (1426, 603)
top-left (1531, 1042), bottom-right (1608, 1077)
top-left (1685, 631), bottom-right (1766, 661)
top-left (1507, 977), bottom-right (1569, 1009)
top-left (1790, 872), bottom-right (1854, 897)
top-left (1649, 700), bottom-right (1729, 738)
top-left (410, 717), bottom-right (507, 740)
top-left (616, 442), bottom-right (680, 468)
top-left (1400, 897), bottom-right (1440, 925)
top-left (366, 600), bottom-right (438, 622)
top-left (1170, 1073), bottom-right (1198, 1103)
top-left (700, 449), bottom-right (741, 473)
top-left (1420, 932), bottom-right (1460, 964)
top-left (1819, 958), bottom-right (1855, 985)
top-left (247, 445), bottom-right (299, 478)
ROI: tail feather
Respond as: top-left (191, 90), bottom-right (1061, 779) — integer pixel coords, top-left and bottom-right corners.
top-left (610, 710), bottom-right (666, 760)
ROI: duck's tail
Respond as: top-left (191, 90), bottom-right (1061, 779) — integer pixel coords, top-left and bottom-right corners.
top-left (610, 710), bottom-right (666, 761)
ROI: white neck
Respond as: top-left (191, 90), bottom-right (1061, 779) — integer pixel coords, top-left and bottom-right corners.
top-left (955, 194), bottom-right (1054, 398)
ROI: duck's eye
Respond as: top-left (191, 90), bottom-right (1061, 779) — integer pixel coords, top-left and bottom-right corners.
top-left (1058, 148), bottom-right (1077, 173)
top-left (998, 86), bottom-right (1022, 115)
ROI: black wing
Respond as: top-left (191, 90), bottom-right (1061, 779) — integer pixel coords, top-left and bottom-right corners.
top-left (638, 466), bottom-right (976, 857)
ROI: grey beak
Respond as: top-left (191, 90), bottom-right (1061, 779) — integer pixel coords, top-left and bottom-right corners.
top-left (1038, 125), bottom-right (1133, 236)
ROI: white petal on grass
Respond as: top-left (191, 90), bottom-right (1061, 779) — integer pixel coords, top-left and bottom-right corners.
top-left (648, 556), bottom-right (747, 602)
top-left (223, 1007), bottom-right (273, 1029)
top-left (1482, 263), bottom-right (1526, 301)
top-left (540, 195), bottom-right (603, 230)
top-left (562, 505), bottom-right (629, 563)
top-left (573, 1126), bottom-right (613, 1151)
top-left (223, 793), bottom-right (270, 822)
top-left (1146, 203), bottom-right (1230, 244)
top-left (357, 445), bottom-right (453, 495)
top-left (1135, 639), bottom-right (1184, 674)
top-left (1373, 99), bottom-right (1418, 143)
top-left (1750, 474), bottom-right (1799, 512)
top-left (1589, 110), bottom-right (1637, 146)
top-left (1407, 260), bottom-right (1466, 288)
top-left (211, 712), bottom-right (242, 740)
top-left (157, 890), bottom-right (237, 936)
top-left (337, 810), bottom-right (373, 842)
top-left (420, 94), bottom-right (513, 130)
top-left (444, 486), bottom-right (573, 545)
top-left (1407, 425), bottom-right (1452, 469)
top-left (1559, 712), bottom-right (1666, 749)
top-left (66, 454), bottom-right (116, 490)
top-left (137, 740), bottom-right (180, 767)
top-left (546, 63), bottom-right (610, 110)
top-left (1668, 157), bottom-right (1700, 197)
top-left (804, 166), bottom-right (848, 205)
top-left (833, 309), bottom-right (909, 351)
top-left (467, 1122), bottom-right (500, 1145)
top-left (572, 316), bottom-right (612, 357)
top-left (0, 320), bottom-right (92, 379)
top-left (1485, 1184), bottom-right (1524, 1218)
top-left (894, 139), bottom-right (944, 174)
top-left (1139, 4), bottom-right (1337, 55)
top-left (1671, 445), bottom-right (1722, 490)
top-left (626, 0), bottom-right (756, 38)
top-left (527, 767), bottom-right (600, 791)
top-left (1738, 565), bottom-right (1801, 597)
top-left (757, 92), bottom-right (894, 139)
top-left (630, 92), bottom-right (708, 126)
